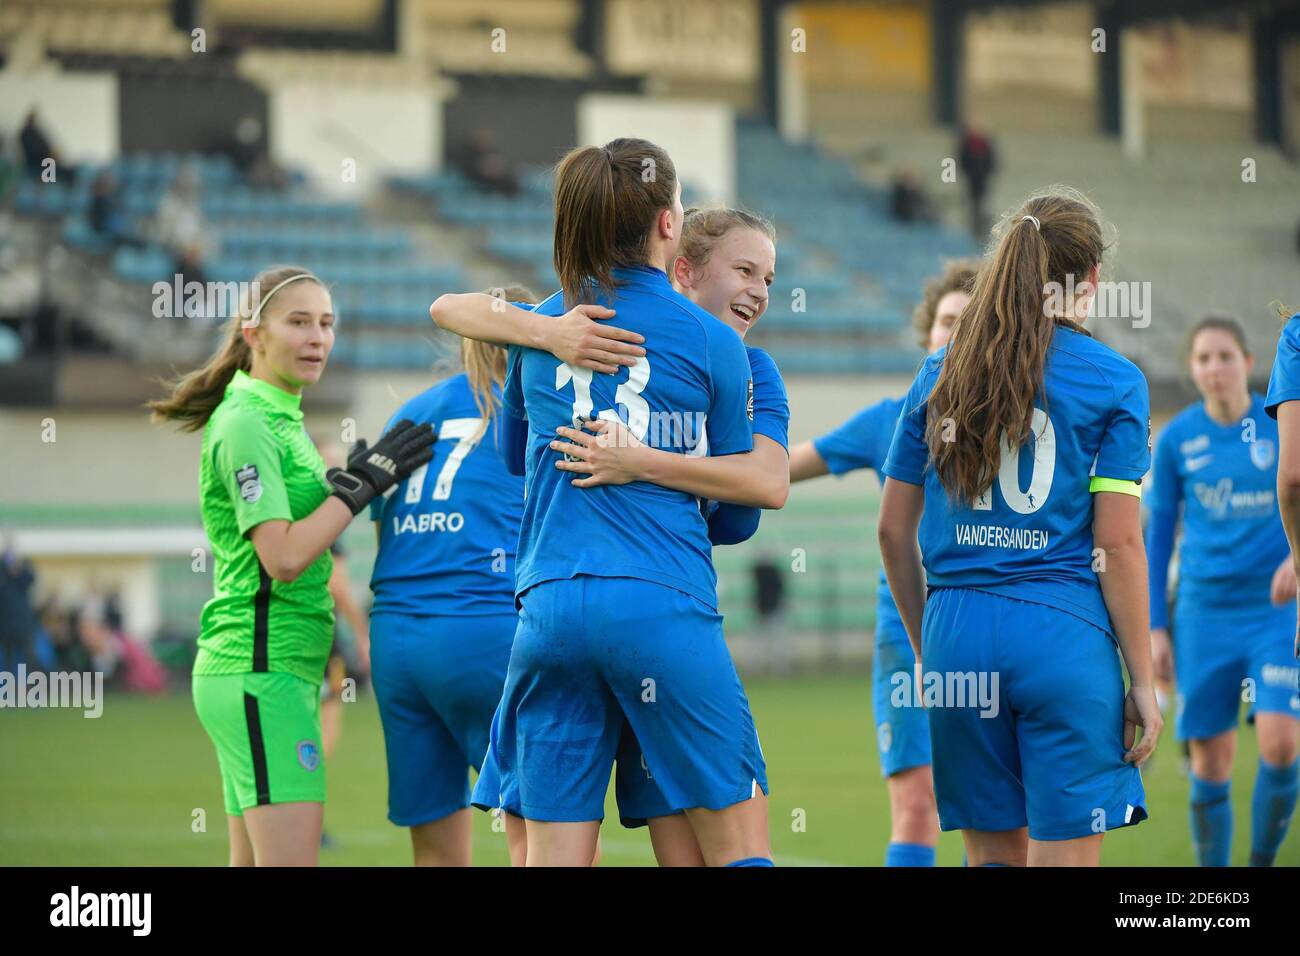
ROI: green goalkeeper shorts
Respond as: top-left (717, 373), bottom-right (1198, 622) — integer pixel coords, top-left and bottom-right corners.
top-left (193, 671), bottom-right (326, 815)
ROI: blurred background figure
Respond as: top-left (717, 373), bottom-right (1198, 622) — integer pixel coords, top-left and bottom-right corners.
top-left (89, 171), bottom-right (142, 251)
top-left (454, 128), bottom-right (518, 197)
top-left (0, 539), bottom-right (42, 670)
top-left (889, 168), bottom-right (936, 224)
top-left (153, 163), bottom-right (210, 287)
top-left (19, 109), bottom-right (74, 184)
top-left (751, 550), bottom-right (789, 675)
top-left (957, 122), bottom-right (997, 239)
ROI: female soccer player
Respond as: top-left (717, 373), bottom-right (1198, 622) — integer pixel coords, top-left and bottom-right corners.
top-left (366, 285), bottom-right (536, 867)
top-left (435, 139), bottom-right (771, 867)
top-left (778, 259), bottom-right (976, 868)
top-left (1150, 316), bottom-right (1299, 866)
top-left (547, 204), bottom-right (788, 865)
top-left (877, 189), bottom-right (1162, 867)
top-left (149, 265), bottom-right (434, 866)
top-left (445, 207), bottom-right (784, 866)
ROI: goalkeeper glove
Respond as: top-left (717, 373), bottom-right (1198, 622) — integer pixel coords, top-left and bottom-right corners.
top-left (326, 419), bottom-right (436, 515)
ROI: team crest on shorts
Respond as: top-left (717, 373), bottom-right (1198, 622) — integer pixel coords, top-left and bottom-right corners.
top-left (296, 740), bottom-right (320, 772)
top-left (235, 464), bottom-right (262, 503)
top-left (1250, 438), bottom-right (1276, 470)
top-left (877, 722), bottom-right (892, 755)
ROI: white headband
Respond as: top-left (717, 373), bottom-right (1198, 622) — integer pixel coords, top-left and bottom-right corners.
top-left (1020, 215), bottom-right (1041, 231)
top-left (244, 273), bottom-right (317, 328)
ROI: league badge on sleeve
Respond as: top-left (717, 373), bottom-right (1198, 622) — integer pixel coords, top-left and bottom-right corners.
top-left (297, 740), bottom-right (321, 772)
top-left (235, 464), bottom-right (263, 503)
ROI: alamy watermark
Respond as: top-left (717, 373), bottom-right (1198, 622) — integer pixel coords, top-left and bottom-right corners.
top-left (1044, 274), bottom-right (1151, 329)
top-left (890, 668), bottom-right (1000, 718)
top-left (0, 665), bottom-right (103, 718)
top-left (152, 275), bottom-right (261, 323)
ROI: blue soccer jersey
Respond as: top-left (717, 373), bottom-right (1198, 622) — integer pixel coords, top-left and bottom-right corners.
top-left (504, 265), bottom-right (754, 610)
top-left (1265, 313), bottom-right (1300, 419)
top-left (747, 346), bottom-right (789, 450)
top-left (705, 345), bottom-right (789, 546)
top-left (882, 325), bottom-right (1151, 636)
top-left (369, 373), bottom-right (524, 617)
top-left (813, 396), bottom-right (907, 636)
top-left (1146, 394), bottom-right (1288, 628)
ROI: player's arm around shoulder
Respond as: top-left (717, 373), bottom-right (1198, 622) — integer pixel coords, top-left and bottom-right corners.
top-left (429, 293), bottom-right (642, 375)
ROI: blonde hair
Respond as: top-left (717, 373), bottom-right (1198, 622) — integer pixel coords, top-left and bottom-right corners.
top-left (147, 265), bottom-right (324, 431)
top-left (462, 284), bottom-right (538, 429)
top-left (677, 204), bottom-right (776, 271)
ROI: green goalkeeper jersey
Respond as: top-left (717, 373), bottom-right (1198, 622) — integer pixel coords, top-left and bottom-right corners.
top-left (194, 369), bottom-right (334, 684)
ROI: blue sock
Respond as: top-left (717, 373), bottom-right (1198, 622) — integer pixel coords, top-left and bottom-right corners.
top-left (725, 856), bottom-right (775, 867)
top-left (1250, 759), bottom-right (1299, 867)
top-left (885, 842), bottom-right (936, 867)
top-left (1189, 775), bottom-right (1232, 867)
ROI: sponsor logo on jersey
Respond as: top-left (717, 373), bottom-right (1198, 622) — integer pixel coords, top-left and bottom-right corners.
top-left (1184, 454), bottom-right (1214, 472)
top-left (235, 464), bottom-right (262, 503)
top-left (297, 739), bottom-right (321, 772)
top-left (1192, 478), bottom-right (1274, 517)
top-left (1250, 438), bottom-right (1276, 470)
top-left (1261, 663), bottom-right (1299, 689)
top-left (1179, 434), bottom-right (1210, 456)
top-left (746, 379), bottom-right (754, 422)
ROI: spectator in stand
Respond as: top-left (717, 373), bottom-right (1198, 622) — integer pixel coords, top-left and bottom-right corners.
top-left (957, 122), bottom-right (998, 239)
top-left (154, 164), bottom-right (211, 285)
top-left (890, 169), bottom-right (936, 224)
top-left (455, 128), bottom-right (519, 198)
top-left (229, 115), bottom-right (289, 192)
top-left (89, 171), bottom-right (142, 250)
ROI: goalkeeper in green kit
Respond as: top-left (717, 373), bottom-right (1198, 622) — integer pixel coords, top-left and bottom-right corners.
top-left (150, 266), bottom-right (434, 866)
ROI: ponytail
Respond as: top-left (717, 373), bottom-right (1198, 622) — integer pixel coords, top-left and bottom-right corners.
top-left (924, 187), bottom-right (1106, 506)
top-left (553, 138), bottom-right (677, 309)
top-left (147, 265), bottom-right (322, 431)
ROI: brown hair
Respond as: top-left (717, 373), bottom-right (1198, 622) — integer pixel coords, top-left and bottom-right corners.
top-left (911, 259), bottom-right (979, 349)
top-left (463, 284), bottom-right (538, 427)
top-left (924, 187), bottom-right (1107, 506)
top-left (677, 205), bottom-right (776, 271)
top-left (1187, 314), bottom-right (1250, 360)
top-left (552, 138), bottom-right (677, 308)
top-left (147, 265), bottom-right (324, 431)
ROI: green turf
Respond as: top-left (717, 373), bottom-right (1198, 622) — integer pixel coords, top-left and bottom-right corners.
top-left (1, 676), bottom-right (1296, 866)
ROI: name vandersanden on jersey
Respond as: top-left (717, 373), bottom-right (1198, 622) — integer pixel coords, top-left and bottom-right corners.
top-left (955, 523), bottom-right (1050, 550)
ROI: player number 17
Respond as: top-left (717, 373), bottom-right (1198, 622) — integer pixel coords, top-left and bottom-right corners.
top-left (403, 417), bottom-right (484, 502)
